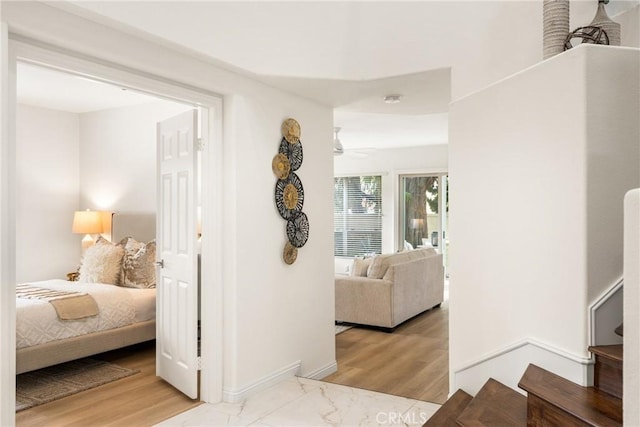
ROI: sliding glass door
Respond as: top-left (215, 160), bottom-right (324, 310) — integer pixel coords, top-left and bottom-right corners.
top-left (399, 174), bottom-right (449, 270)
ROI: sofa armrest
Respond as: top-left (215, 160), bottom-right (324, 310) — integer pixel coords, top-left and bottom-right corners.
top-left (386, 254), bottom-right (444, 325)
top-left (335, 276), bottom-right (394, 327)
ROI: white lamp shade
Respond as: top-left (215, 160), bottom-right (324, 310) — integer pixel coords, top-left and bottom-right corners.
top-left (72, 210), bottom-right (104, 234)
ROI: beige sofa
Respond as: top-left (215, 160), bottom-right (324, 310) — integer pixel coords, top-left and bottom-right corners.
top-left (335, 248), bottom-right (444, 331)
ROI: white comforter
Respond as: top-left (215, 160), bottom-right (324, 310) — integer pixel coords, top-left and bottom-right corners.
top-left (16, 280), bottom-right (136, 349)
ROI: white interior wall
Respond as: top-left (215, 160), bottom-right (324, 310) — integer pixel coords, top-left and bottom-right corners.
top-left (585, 47), bottom-right (640, 302)
top-left (449, 45), bottom-right (639, 393)
top-left (16, 104), bottom-right (80, 282)
top-left (79, 100), bottom-right (191, 242)
top-left (225, 94), bottom-right (335, 394)
top-left (617, 5), bottom-right (640, 48)
top-left (2, 1), bottom-right (336, 403)
top-left (450, 1), bottom-right (639, 101)
top-left (624, 189), bottom-right (640, 427)
top-left (333, 144), bottom-right (448, 273)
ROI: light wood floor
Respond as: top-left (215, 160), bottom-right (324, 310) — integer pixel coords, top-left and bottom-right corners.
top-left (16, 341), bottom-right (201, 427)
top-left (323, 300), bottom-right (449, 404)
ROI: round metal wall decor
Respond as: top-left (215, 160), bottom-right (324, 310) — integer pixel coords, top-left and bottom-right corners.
top-left (274, 117), bottom-right (309, 265)
top-left (272, 153), bottom-right (291, 180)
top-left (286, 211), bottom-right (310, 248)
top-left (281, 118), bottom-right (301, 144)
top-left (274, 172), bottom-right (304, 220)
top-left (278, 137), bottom-right (303, 171)
top-left (283, 183), bottom-right (299, 210)
top-left (283, 241), bottom-right (298, 265)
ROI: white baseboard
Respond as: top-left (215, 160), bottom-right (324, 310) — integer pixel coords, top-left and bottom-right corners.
top-left (452, 338), bottom-right (593, 396)
top-left (589, 278), bottom-right (624, 346)
top-left (303, 360), bottom-right (337, 380)
top-left (223, 360), bottom-right (301, 403)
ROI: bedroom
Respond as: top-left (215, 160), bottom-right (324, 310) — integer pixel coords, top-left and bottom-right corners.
top-left (15, 60), bottom-right (203, 421)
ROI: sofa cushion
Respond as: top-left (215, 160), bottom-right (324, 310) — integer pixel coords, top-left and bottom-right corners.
top-left (409, 248), bottom-right (437, 259)
top-left (367, 251), bottom-right (414, 279)
top-left (351, 257), bottom-right (373, 277)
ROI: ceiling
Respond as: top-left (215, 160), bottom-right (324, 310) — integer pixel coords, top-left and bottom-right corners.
top-left (20, 1), bottom-right (639, 151)
top-left (17, 62), bottom-right (161, 113)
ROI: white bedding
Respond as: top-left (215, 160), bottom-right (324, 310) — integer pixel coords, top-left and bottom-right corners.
top-left (123, 287), bottom-right (156, 322)
top-left (16, 279), bottom-right (156, 349)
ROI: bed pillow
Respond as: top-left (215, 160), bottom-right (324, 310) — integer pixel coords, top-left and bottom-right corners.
top-left (120, 237), bottom-right (156, 289)
top-left (78, 237), bottom-right (125, 284)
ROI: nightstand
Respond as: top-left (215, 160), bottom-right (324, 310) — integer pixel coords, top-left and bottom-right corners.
top-left (66, 271), bottom-right (79, 282)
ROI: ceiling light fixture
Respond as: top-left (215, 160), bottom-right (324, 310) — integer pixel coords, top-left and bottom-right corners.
top-left (384, 94), bottom-right (402, 104)
top-left (333, 127), bottom-right (344, 156)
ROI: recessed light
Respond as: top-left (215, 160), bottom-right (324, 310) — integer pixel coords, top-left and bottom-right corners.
top-left (384, 94), bottom-right (402, 104)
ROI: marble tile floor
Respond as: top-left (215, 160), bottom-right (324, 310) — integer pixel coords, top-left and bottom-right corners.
top-left (156, 376), bottom-right (441, 427)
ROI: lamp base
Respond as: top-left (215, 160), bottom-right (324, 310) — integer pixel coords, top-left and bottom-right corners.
top-left (81, 234), bottom-right (96, 254)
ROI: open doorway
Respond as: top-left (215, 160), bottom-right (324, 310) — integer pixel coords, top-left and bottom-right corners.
top-left (10, 44), bottom-right (221, 423)
top-left (326, 168), bottom-right (450, 404)
top-left (329, 103), bottom-right (450, 403)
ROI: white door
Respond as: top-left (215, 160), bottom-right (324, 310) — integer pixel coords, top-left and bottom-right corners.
top-left (156, 109), bottom-right (199, 399)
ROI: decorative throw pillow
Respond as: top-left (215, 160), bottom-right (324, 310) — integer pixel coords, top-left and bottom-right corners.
top-left (351, 257), bottom-right (373, 277)
top-left (78, 237), bottom-right (125, 284)
top-left (367, 251), bottom-right (414, 279)
top-left (120, 237), bottom-right (156, 289)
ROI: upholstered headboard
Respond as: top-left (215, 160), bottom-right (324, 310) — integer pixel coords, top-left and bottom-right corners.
top-left (111, 212), bottom-right (156, 243)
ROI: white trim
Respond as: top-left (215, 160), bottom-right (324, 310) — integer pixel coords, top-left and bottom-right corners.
top-left (589, 277), bottom-right (624, 345)
top-left (303, 361), bottom-right (337, 380)
top-left (5, 38), bottom-right (225, 407)
top-left (10, 34), bottom-right (221, 106)
top-left (452, 337), bottom-right (593, 396)
top-left (0, 22), bottom-right (17, 426)
top-left (223, 360), bottom-right (301, 403)
top-left (456, 338), bottom-right (592, 371)
top-left (199, 97), bottom-right (224, 404)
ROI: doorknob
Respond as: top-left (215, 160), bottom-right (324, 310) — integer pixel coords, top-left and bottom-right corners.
top-left (155, 260), bottom-right (164, 268)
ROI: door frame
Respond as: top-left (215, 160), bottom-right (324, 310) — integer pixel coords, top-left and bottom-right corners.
top-left (1, 35), bottom-right (225, 410)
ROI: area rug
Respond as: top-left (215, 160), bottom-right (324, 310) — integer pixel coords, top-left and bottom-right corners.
top-left (335, 324), bottom-right (353, 335)
top-left (16, 358), bottom-right (139, 412)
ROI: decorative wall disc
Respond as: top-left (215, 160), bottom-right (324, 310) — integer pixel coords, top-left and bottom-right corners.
top-left (278, 137), bottom-right (303, 171)
top-left (276, 118), bottom-right (307, 264)
top-left (281, 118), bottom-right (301, 144)
top-left (286, 211), bottom-right (309, 248)
top-left (283, 241), bottom-right (298, 265)
top-left (283, 183), bottom-right (299, 209)
top-left (272, 153), bottom-right (291, 180)
top-left (274, 173), bottom-right (304, 220)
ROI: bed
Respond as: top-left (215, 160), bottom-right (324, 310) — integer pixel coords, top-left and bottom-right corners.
top-left (16, 214), bottom-right (157, 374)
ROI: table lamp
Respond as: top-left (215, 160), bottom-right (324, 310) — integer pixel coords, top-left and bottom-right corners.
top-left (72, 209), bottom-right (104, 253)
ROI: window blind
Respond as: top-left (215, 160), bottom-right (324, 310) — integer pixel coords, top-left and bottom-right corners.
top-left (334, 176), bottom-right (382, 257)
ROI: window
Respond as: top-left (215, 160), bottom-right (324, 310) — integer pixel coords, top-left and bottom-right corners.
top-left (399, 173), bottom-right (449, 271)
top-left (334, 175), bottom-right (382, 257)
